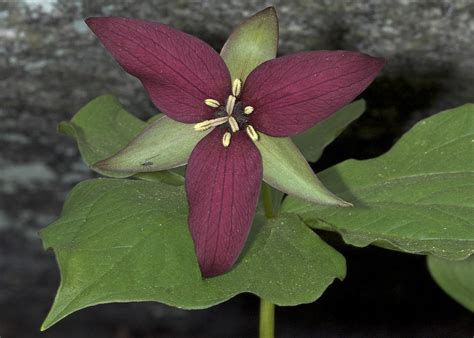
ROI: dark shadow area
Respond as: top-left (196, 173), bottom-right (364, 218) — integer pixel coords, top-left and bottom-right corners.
top-left (278, 241), bottom-right (474, 338)
top-left (314, 63), bottom-right (453, 172)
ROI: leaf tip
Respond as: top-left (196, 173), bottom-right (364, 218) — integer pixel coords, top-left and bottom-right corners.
top-left (40, 315), bottom-right (56, 332)
top-left (338, 199), bottom-right (354, 208)
top-left (259, 5), bottom-right (277, 16)
top-left (40, 314), bottom-right (61, 332)
top-left (221, 4), bottom-right (280, 83)
top-left (316, 192), bottom-right (353, 208)
top-left (254, 5), bottom-right (279, 36)
top-left (324, 194), bottom-right (353, 208)
top-left (57, 121), bottom-right (74, 137)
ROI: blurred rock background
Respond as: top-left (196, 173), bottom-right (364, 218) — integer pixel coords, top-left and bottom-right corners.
top-left (0, 0), bottom-right (473, 337)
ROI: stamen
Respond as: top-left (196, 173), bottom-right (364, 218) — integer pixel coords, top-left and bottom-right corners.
top-left (246, 125), bottom-right (259, 141)
top-left (222, 131), bottom-right (231, 147)
top-left (193, 117), bottom-right (228, 131)
top-left (209, 116), bottom-right (229, 127)
top-left (204, 98), bottom-right (220, 108)
top-left (244, 106), bottom-right (254, 115)
top-left (228, 116), bottom-right (239, 132)
top-left (193, 120), bottom-right (212, 131)
top-left (226, 95), bottom-right (236, 115)
top-left (232, 79), bottom-right (242, 97)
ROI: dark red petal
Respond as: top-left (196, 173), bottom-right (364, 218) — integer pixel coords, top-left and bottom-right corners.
top-left (241, 51), bottom-right (385, 136)
top-left (185, 129), bottom-right (262, 277)
top-left (86, 17), bottom-right (231, 123)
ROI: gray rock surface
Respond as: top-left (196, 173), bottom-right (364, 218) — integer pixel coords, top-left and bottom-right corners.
top-left (1, 0), bottom-right (473, 337)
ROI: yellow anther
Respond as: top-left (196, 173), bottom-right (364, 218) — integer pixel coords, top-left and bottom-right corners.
top-left (193, 120), bottom-right (212, 131)
top-left (204, 98), bottom-right (220, 108)
top-left (246, 125), bottom-right (259, 141)
top-left (209, 116), bottom-right (229, 127)
top-left (232, 79), bottom-right (242, 97)
top-left (222, 131), bottom-right (231, 147)
top-left (244, 106), bottom-right (254, 115)
top-left (194, 117), bottom-right (228, 131)
top-left (226, 95), bottom-right (236, 115)
top-left (228, 116), bottom-right (239, 132)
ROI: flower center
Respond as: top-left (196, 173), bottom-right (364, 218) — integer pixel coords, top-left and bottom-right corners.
top-left (193, 79), bottom-right (258, 147)
top-left (214, 101), bottom-right (249, 127)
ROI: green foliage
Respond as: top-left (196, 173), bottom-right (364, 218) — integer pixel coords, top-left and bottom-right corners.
top-left (93, 115), bottom-right (208, 174)
top-left (255, 99), bottom-right (365, 208)
top-left (292, 100), bottom-right (366, 162)
top-left (283, 104), bottom-right (474, 260)
top-left (221, 7), bottom-right (278, 83)
top-left (48, 93), bottom-right (474, 329)
top-left (256, 133), bottom-right (351, 207)
top-left (60, 92), bottom-right (358, 208)
top-left (428, 255), bottom-right (474, 312)
top-left (40, 179), bottom-right (345, 330)
top-left (47, 3), bottom-right (473, 329)
top-left (58, 95), bottom-right (144, 177)
top-left (59, 95), bottom-right (184, 185)
top-left (133, 171), bottom-right (184, 186)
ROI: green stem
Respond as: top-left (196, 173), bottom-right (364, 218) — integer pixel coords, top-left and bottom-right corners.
top-left (259, 183), bottom-right (275, 338)
top-left (261, 183), bottom-right (274, 219)
top-left (259, 298), bottom-right (275, 338)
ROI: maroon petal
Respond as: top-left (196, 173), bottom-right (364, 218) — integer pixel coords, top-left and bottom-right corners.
top-left (86, 17), bottom-right (231, 123)
top-left (185, 129), bottom-right (262, 277)
top-left (241, 51), bottom-right (385, 136)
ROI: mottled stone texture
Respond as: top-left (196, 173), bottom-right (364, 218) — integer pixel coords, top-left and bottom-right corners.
top-left (0, 1), bottom-right (473, 337)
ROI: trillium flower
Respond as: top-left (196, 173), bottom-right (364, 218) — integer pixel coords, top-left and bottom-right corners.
top-left (86, 9), bottom-right (384, 277)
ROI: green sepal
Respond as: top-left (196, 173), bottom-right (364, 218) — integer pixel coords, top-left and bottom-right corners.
top-left (221, 6), bottom-right (278, 83)
top-left (256, 133), bottom-right (351, 207)
top-left (40, 178), bottom-right (345, 330)
top-left (93, 115), bottom-right (209, 175)
top-left (59, 95), bottom-right (185, 184)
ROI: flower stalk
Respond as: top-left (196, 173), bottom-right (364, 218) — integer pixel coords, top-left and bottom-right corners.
top-left (261, 183), bottom-right (275, 219)
top-left (259, 298), bottom-right (275, 338)
top-left (259, 183), bottom-right (276, 338)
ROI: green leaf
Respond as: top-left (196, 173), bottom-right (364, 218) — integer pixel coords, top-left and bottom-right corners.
top-left (134, 171), bottom-right (184, 186)
top-left (221, 7), bottom-right (278, 83)
top-left (60, 95), bottom-right (184, 184)
top-left (40, 179), bottom-right (345, 330)
top-left (283, 104), bottom-right (474, 259)
top-left (428, 255), bottom-right (474, 312)
top-left (256, 133), bottom-right (351, 207)
top-left (93, 115), bottom-right (209, 175)
top-left (147, 113), bottom-right (164, 124)
top-left (58, 95), bottom-right (145, 177)
top-left (292, 100), bottom-right (366, 162)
